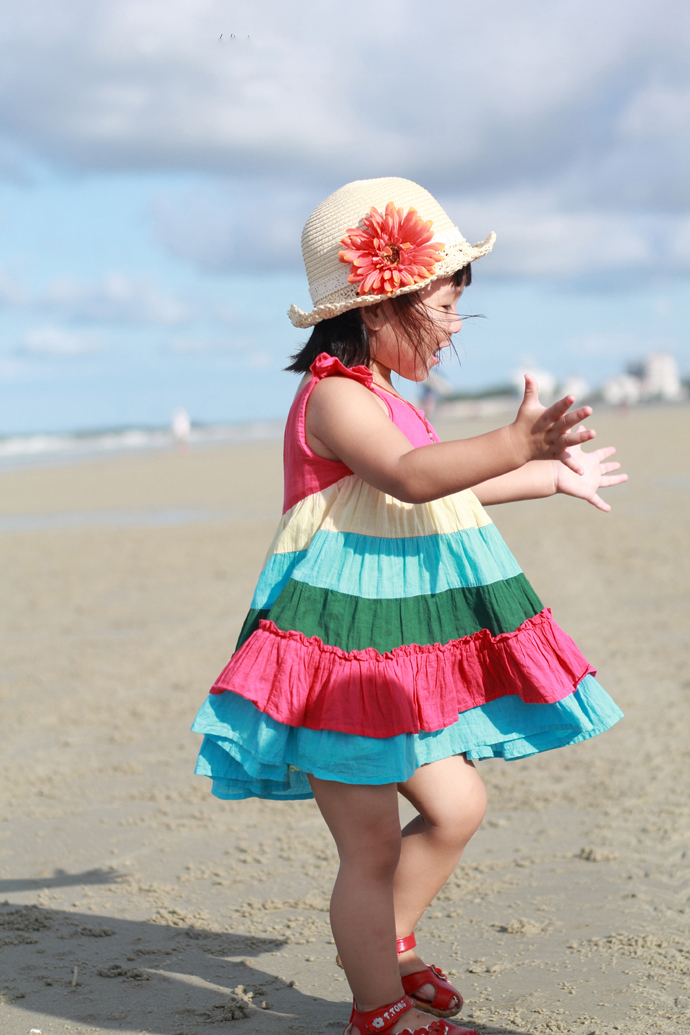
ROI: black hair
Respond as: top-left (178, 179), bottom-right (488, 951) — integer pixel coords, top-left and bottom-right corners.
top-left (285, 263), bottom-right (472, 374)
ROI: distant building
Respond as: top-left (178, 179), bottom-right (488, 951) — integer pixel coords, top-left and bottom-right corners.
top-left (602, 374), bottom-right (642, 407)
top-left (511, 366), bottom-right (557, 402)
top-left (603, 352), bottom-right (687, 406)
top-left (639, 352), bottom-right (685, 401)
top-left (558, 375), bottom-right (590, 402)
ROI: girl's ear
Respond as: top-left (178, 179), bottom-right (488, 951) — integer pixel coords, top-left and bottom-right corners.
top-left (361, 303), bottom-right (385, 333)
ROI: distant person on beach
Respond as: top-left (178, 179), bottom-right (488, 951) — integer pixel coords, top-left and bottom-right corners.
top-left (192, 178), bottom-right (628, 1035)
top-left (418, 370), bottom-right (452, 417)
top-left (171, 408), bottom-right (191, 449)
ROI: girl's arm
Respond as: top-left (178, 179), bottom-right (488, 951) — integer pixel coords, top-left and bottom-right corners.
top-left (470, 461), bottom-right (557, 505)
top-left (306, 374), bottom-right (596, 505)
top-left (474, 445), bottom-right (629, 510)
top-left (472, 437), bottom-right (628, 511)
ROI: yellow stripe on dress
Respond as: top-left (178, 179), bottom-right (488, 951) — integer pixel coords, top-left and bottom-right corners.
top-left (265, 476), bottom-right (493, 560)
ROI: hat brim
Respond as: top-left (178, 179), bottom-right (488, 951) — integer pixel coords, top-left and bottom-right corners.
top-left (288, 233), bottom-right (496, 329)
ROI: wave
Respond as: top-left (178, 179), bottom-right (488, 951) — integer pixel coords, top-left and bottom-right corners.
top-left (0, 420), bottom-right (285, 469)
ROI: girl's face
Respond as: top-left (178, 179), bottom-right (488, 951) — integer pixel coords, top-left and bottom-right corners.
top-left (367, 276), bottom-right (465, 382)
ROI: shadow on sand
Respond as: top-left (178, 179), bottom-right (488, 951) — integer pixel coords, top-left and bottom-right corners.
top-left (1, 895), bottom-right (336, 1034)
top-left (1, 896), bottom-right (534, 1035)
top-left (0, 867), bottom-right (124, 894)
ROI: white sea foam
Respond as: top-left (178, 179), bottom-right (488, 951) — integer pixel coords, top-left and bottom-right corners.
top-left (0, 421), bottom-right (284, 470)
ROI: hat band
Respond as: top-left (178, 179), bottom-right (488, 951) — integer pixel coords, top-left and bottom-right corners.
top-left (308, 224), bottom-right (467, 304)
top-left (309, 268), bottom-right (351, 304)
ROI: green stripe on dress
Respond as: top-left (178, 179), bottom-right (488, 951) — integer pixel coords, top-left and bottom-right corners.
top-left (235, 573), bottom-right (543, 655)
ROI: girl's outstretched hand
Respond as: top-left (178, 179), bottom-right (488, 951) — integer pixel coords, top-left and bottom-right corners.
top-left (511, 374), bottom-right (595, 474)
top-left (553, 433), bottom-right (628, 511)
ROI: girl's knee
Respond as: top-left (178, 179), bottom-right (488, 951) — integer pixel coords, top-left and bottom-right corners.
top-left (464, 780), bottom-right (488, 834)
top-left (463, 778), bottom-right (488, 835)
top-left (429, 780), bottom-right (487, 848)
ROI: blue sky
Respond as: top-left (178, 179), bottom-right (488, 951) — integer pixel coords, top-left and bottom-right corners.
top-left (0, 0), bottom-right (689, 434)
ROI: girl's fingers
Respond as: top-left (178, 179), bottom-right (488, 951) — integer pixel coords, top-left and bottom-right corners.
top-left (561, 407), bottom-right (593, 429)
top-left (589, 493), bottom-right (611, 512)
top-left (556, 417), bottom-right (595, 446)
top-left (601, 473), bottom-right (628, 486)
top-left (537, 395), bottom-right (575, 428)
top-left (558, 452), bottom-right (584, 476)
top-left (561, 427), bottom-right (596, 448)
top-left (521, 374), bottom-right (543, 408)
top-left (532, 393), bottom-right (575, 433)
top-left (600, 461), bottom-right (621, 474)
top-left (553, 407), bottom-right (593, 434)
top-left (546, 412), bottom-right (594, 443)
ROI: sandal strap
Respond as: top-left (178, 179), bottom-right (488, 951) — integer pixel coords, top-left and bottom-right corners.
top-left (396, 933), bottom-right (417, 956)
top-left (349, 995), bottom-right (414, 1034)
top-left (339, 932), bottom-right (416, 968)
top-left (401, 965), bottom-right (463, 1013)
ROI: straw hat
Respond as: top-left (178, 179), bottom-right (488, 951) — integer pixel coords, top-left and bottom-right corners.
top-left (288, 176), bottom-right (495, 328)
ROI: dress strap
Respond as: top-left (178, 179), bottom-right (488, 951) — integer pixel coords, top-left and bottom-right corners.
top-left (307, 352), bottom-right (437, 443)
top-left (309, 352), bottom-right (373, 386)
top-left (308, 352), bottom-right (394, 420)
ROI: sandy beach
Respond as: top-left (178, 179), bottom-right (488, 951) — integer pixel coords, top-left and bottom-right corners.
top-left (1, 404), bottom-right (689, 1035)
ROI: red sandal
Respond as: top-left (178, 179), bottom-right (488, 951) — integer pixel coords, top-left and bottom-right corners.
top-left (346, 994), bottom-right (479, 1035)
top-left (397, 934), bottom-right (464, 1019)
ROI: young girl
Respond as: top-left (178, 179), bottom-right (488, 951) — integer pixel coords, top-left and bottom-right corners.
top-left (192, 177), bottom-right (626, 1035)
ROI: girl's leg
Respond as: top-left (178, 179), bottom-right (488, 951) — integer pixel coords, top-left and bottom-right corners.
top-left (308, 775), bottom-right (442, 1034)
top-left (394, 755), bottom-right (487, 990)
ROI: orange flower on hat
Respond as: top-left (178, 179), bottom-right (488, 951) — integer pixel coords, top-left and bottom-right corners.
top-left (338, 202), bottom-right (445, 297)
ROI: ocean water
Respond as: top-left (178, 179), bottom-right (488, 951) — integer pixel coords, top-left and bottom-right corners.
top-left (0, 419), bottom-right (285, 471)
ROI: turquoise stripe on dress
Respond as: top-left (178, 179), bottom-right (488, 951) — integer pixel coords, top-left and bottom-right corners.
top-left (251, 524), bottom-right (522, 608)
top-left (192, 674), bottom-right (623, 800)
top-left (251, 551), bottom-right (305, 609)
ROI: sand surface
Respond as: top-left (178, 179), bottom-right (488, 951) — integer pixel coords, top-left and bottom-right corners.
top-left (1, 405), bottom-right (689, 1035)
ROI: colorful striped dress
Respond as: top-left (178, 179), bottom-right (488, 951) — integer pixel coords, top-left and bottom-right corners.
top-left (192, 353), bottom-right (622, 800)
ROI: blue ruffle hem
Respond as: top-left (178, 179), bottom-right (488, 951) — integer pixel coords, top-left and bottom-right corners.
top-left (191, 674), bottom-right (623, 801)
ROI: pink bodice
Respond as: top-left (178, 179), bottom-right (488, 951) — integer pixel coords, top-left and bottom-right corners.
top-left (282, 353), bottom-right (440, 514)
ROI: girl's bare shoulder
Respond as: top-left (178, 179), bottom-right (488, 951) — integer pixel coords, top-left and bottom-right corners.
top-left (308, 373), bottom-right (388, 420)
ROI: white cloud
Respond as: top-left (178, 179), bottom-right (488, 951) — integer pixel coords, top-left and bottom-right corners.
top-left (619, 86), bottom-right (690, 139)
top-left (0, 355), bottom-right (29, 380)
top-left (22, 325), bottom-right (103, 356)
top-left (0, 1), bottom-right (400, 175)
top-left (668, 217), bottom-right (690, 268)
top-left (167, 335), bottom-right (213, 353)
top-left (42, 272), bottom-right (190, 324)
top-left (0, 0), bottom-right (686, 192)
top-left (0, 269), bottom-right (190, 324)
top-left (247, 350), bottom-right (272, 370)
top-left (151, 181), bottom-right (308, 271)
top-left (438, 191), bottom-right (690, 281)
top-left (446, 192), bottom-right (654, 278)
top-left (0, 1), bottom-right (689, 281)
top-left (166, 333), bottom-right (243, 353)
top-left (0, 268), bottom-right (27, 305)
